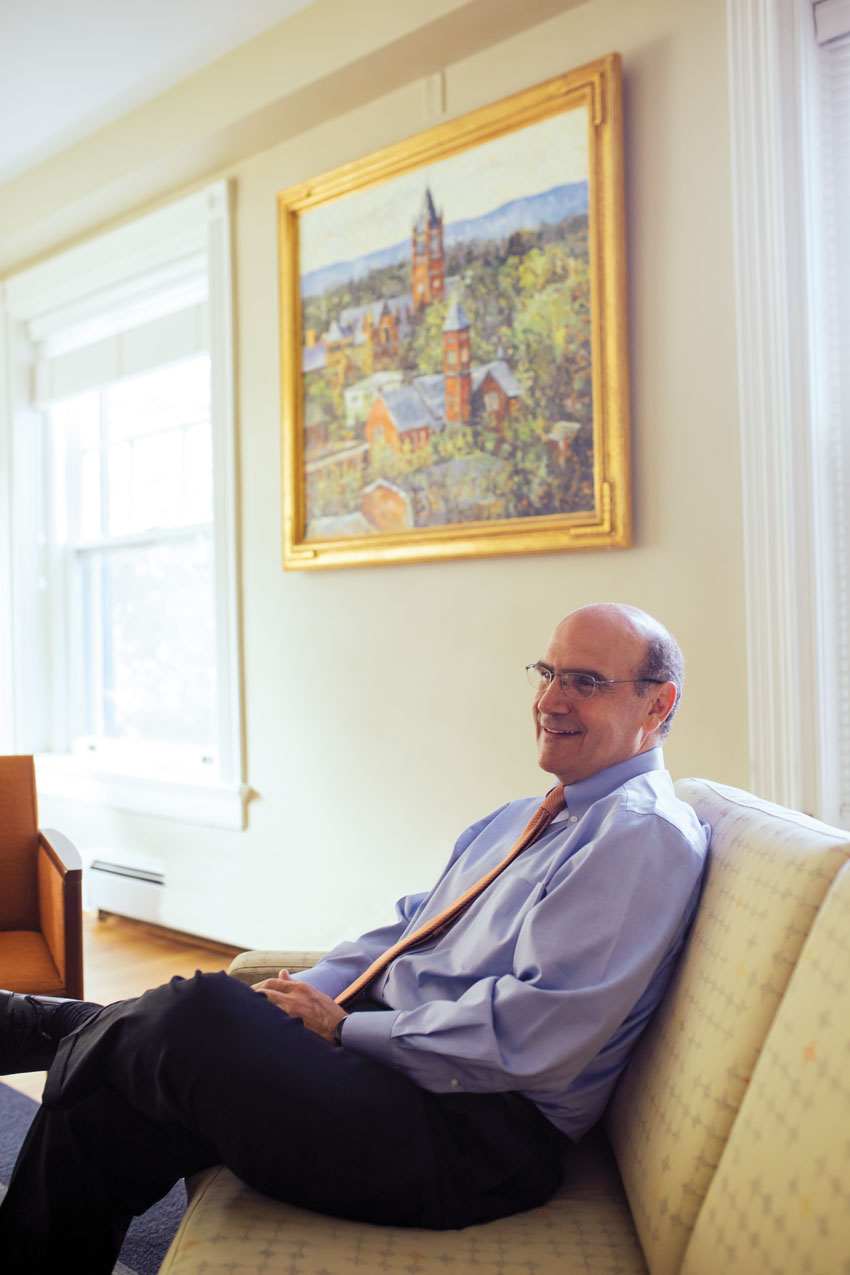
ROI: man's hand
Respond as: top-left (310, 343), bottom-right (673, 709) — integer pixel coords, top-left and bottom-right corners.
top-left (252, 969), bottom-right (347, 1044)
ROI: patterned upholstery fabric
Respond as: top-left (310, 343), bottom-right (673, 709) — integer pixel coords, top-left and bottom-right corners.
top-left (227, 950), bottom-right (326, 983)
top-left (680, 859), bottom-right (850, 1275)
top-left (606, 779), bottom-right (850, 1275)
top-left (160, 1127), bottom-right (648, 1275)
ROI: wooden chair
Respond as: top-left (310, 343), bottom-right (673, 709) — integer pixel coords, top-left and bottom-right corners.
top-left (0, 755), bottom-right (84, 998)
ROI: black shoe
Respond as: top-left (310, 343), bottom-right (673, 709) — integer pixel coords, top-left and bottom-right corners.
top-left (0, 992), bottom-right (102, 1075)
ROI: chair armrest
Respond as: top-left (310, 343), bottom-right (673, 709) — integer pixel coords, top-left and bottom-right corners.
top-left (227, 950), bottom-right (324, 985)
top-left (37, 830), bottom-right (84, 999)
top-left (39, 828), bottom-right (83, 873)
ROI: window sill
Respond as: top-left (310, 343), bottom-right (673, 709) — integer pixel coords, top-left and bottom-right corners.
top-left (35, 753), bottom-right (251, 830)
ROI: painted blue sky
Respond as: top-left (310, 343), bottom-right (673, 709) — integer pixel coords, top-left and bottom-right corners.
top-left (298, 105), bottom-right (589, 276)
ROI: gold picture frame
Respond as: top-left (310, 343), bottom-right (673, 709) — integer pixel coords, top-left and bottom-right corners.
top-left (279, 53), bottom-right (629, 571)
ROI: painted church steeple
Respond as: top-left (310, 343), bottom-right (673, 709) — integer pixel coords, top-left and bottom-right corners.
top-left (412, 188), bottom-right (445, 313)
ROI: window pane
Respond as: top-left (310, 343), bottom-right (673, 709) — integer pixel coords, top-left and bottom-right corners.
top-left (51, 391), bottom-right (103, 541)
top-left (105, 356), bottom-right (210, 439)
top-left (78, 534), bottom-right (216, 749)
top-left (131, 431), bottom-right (184, 529)
top-left (99, 356), bottom-right (212, 535)
top-left (184, 423), bottom-right (214, 523)
top-left (106, 440), bottom-right (133, 537)
top-left (78, 449), bottom-right (102, 541)
top-left (52, 389), bottom-right (100, 448)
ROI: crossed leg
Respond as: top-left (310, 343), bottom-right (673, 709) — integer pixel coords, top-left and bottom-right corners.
top-left (0, 973), bottom-right (564, 1273)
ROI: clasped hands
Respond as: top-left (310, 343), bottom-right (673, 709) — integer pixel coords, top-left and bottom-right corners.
top-left (251, 969), bottom-right (347, 1044)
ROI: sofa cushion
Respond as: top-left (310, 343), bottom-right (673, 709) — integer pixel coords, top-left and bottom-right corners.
top-left (159, 1127), bottom-right (649, 1275)
top-left (680, 858), bottom-right (850, 1275)
top-left (606, 779), bottom-right (850, 1275)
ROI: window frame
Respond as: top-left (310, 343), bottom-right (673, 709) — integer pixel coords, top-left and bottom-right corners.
top-left (0, 181), bottom-right (247, 829)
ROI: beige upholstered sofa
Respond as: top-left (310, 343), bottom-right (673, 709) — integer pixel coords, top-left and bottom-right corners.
top-left (159, 779), bottom-right (850, 1274)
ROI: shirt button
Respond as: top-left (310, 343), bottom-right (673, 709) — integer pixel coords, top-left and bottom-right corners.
top-left (450, 1078), bottom-right (459, 1088)
top-left (570, 815), bottom-right (578, 823)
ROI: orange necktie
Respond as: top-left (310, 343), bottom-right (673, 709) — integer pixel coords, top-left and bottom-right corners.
top-left (334, 784), bottom-right (567, 1009)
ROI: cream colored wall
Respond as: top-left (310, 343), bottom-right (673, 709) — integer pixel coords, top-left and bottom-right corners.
top-left (8, 0), bottom-right (747, 949)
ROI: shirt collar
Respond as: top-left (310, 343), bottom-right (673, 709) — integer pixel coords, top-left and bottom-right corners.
top-left (551, 748), bottom-right (666, 824)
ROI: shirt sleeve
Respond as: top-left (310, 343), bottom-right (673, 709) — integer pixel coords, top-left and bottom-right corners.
top-left (340, 804), bottom-right (706, 1096)
top-left (288, 893), bottom-right (426, 997)
top-left (291, 803), bottom-right (511, 999)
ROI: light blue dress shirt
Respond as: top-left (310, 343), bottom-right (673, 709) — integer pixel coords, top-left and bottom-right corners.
top-left (295, 749), bottom-right (709, 1140)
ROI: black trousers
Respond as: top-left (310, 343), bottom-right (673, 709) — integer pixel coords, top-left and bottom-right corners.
top-left (0, 972), bottom-right (565, 1273)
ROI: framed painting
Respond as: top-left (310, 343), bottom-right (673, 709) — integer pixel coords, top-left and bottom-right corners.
top-left (279, 53), bottom-right (630, 570)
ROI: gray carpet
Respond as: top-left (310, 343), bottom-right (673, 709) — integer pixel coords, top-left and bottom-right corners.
top-left (0, 1080), bottom-right (185, 1274)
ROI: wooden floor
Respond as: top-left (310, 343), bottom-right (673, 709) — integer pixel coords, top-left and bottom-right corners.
top-left (4, 911), bottom-right (241, 1102)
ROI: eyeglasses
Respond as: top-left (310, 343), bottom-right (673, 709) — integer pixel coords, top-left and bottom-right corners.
top-left (526, 663), bottom-right (664, 700)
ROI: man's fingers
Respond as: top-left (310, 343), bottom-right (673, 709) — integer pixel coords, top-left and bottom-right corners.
top-left (254, 987), bottom-right (300, 1015)
top-left (251, 980), bottom-right (345, 1043)
top-left (251, 976), bottom-right (296, 995)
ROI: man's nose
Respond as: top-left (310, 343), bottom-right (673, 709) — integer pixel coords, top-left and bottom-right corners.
top-left (537, 677), bottom-right (573, 712)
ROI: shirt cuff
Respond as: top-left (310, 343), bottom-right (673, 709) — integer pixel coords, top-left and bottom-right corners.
top-left (337, 1008), bottom-right (400, 1067)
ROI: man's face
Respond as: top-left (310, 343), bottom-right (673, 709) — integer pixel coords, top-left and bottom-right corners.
top-left (532, 608), bottom-right (666, 786)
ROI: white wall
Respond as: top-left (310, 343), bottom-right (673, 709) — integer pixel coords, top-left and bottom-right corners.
top-left (1, 0), bottom-right (748, 950)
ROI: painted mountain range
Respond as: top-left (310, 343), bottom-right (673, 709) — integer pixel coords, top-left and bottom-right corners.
top-left (300, 181), bottom-right (589, 298)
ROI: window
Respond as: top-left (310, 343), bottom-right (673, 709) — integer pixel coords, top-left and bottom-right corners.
top-left (0, 182), bottom-right (246, 828)
top-left (53, 358), bottom-right (215, 756)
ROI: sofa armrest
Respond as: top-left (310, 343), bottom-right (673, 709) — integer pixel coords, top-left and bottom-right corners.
top-left (227, 949), bottom-right (325, 985)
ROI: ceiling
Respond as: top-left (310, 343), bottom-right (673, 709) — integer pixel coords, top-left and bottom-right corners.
top-left (0, 0), bottom-right (315, 185)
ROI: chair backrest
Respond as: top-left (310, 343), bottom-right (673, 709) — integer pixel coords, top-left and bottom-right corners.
top-left (605, 778), bottom-right (850, 1275)
top-left (0, 755), bottom-right (41, 930)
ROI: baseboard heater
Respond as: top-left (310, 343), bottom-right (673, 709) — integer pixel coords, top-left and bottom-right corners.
top-left (87, 854), bottom-right (166, 925)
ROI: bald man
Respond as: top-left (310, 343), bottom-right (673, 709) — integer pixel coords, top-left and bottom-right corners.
top-left (0, 604), bottom-right (709, 1273)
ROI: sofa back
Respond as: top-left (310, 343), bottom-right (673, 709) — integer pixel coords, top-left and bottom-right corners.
top-left (605, 779), bottom-right (850, 1275)
top-left (680, 856), bottom-right (850, 1275)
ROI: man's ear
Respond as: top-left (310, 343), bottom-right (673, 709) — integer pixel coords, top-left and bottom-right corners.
top-left (645, 681), bottom-right (677, 733)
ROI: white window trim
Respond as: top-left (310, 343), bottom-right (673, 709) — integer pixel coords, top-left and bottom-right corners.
top-left (0, 182), bottom-right (248, 830)
top-left (34, 752), bottom-right (248, 830)
top-left (727, 0), bottom-right (842, 821)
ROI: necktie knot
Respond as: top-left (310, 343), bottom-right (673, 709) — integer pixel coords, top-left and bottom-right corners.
top-left (542, 784), bottom-right (566, 818)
